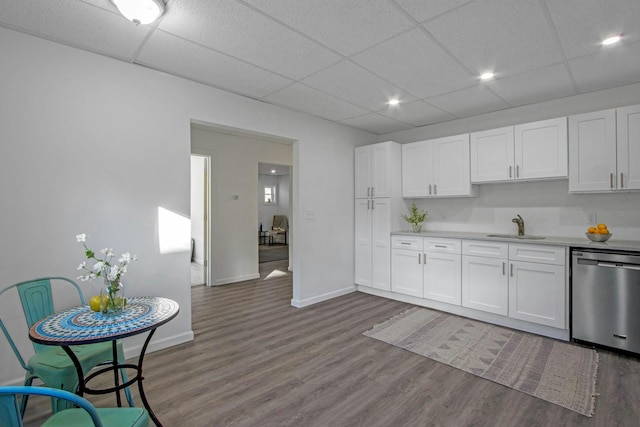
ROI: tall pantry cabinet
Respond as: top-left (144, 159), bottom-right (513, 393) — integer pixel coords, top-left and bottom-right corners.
top-left (355, 141), bottom-right (402, 291)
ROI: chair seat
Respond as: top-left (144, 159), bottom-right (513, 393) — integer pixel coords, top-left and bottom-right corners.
top-left (42, 407), bottom-right (149, 427)
top-left (29, 342), bottom-right (115, 373)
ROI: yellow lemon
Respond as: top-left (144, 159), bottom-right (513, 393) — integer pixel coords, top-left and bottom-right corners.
top-left (89, 295), bottom-right (102, 312)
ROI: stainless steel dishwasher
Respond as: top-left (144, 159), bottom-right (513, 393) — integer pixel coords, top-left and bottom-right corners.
top-left (572, 249), bottom-right (640, 354)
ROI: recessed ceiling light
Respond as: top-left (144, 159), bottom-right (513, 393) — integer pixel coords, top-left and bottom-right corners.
top-left (602, 35), bottom-right (622, 46)
top-left (387, 98), bottom-right (400, 107)
top-left (480, 72), bottom-right (495, 81)
top-left (271, 169), bottom-right (276, 174)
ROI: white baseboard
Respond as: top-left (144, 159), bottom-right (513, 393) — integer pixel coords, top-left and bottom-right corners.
top-left (123, 330), bottom-right (194, 360)
top-left (215, 273), bottom-right (260, 286)
top-left (291, 285), bottom-right (356, 308)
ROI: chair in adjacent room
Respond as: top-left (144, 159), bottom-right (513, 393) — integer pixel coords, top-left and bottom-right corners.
top-left (0, 386), bottom-right (148, 427)
top-left (0, 277), bottom-right (134, 415)
top-left (269, 215), bottom-right (288, 245)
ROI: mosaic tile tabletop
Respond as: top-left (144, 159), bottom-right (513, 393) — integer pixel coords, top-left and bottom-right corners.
top-left (30, 296), bottom-right (179, 345)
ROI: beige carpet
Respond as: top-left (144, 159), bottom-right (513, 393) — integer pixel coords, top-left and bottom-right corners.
top-left (364, 307), bottom-right (599, 417)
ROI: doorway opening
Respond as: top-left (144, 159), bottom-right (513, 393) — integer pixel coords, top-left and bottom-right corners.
top-left (190, 154), bottom-right (210, 286)
top-left (258, 163), bottom-right (291, 266)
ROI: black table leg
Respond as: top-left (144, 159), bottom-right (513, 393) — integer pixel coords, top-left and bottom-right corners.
top-left (137, 328), bottom-right (162, 427)
top-left (111, 341), bottom-right (122, 407)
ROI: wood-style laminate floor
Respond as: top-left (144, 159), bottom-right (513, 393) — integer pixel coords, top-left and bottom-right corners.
top-left (22, 259), bottom-right (640, 426)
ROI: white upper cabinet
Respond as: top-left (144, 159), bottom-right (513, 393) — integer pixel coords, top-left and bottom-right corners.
top-left (355, 141), bottom-right (395, 198)
top-left (470, 118), bottom-right (568, 183)
top-left (569, 106), bottom-right (640, 192)
top-left (402, 134), bottom-right (474, 198)
top-left (617, 104), bottom-right (640, 191)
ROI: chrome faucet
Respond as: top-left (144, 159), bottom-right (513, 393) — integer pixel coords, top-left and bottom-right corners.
top-left (512, 214), bottom-right (525, 236)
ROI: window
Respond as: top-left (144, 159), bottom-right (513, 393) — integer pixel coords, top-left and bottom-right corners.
top-left (264, 186), bottom-right (276, 205)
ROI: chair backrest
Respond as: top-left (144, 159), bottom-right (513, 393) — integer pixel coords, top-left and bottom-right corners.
top-left (272, 215), bottom-right (288, 231)
top-left (0, 386), bottom-right (103, 427)
top-left (0, 277), bottom-right (85, 360)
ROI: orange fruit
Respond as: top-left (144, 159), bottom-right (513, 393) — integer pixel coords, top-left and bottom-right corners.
top-left (597, 223), bottom-right (607, 230)
top-left (587, 226), bottom-right (597, 233)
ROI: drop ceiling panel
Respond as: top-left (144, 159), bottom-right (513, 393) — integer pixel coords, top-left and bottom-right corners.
top-left (353, 28), bottom-right (474, 99)
top-left (243, 0), bottom-right (414, 56)
top-left (545, 0), bottom-right (640, 59)
top-left (0, 0), bottom-right (150, 60)
top-left (265, 83), bottom-right (369, 122)
top-left (569, 40), bottom-right (640, 93)
top-left (157, 0), bottom-right (341, 80)
top-left (486, 63), bottom-right (577, 107)
top-left (425, 0), bottom-right (563, 78)
top-left (395, 0), bottom-right (476, 23)
top-left (379, 100), bottom-right (457, 127)
top-left (426, 85), bottom-right (509, 118)
top-left (340, 113), bottom-right (414, 135)
top-left (137, 31), bottom-right (293, 98)
top-left (302, 60), bottom-right (417, 112)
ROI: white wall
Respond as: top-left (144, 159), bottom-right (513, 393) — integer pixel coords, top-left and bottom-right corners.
top-left (385, 83), bottom-right (640, 241)
top-left (0, 28), bottom-right (375, 386)
top-left (258, 173), bottom-right (290, 232)
top-left (190, 156), bottom-right (205, 264)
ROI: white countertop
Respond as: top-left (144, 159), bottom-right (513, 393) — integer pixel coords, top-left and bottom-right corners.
top-left (391, 230), bottom-right (640, 252)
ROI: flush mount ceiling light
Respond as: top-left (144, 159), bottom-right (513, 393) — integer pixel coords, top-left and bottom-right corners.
top-left (480, 72), bottom-right (495, 81)
top-left (387, 98), bottom-right (401, 107)
top-left (111, 0), bottom-right (165, 25)
top-left (602, 35), bottom-right (622, 46)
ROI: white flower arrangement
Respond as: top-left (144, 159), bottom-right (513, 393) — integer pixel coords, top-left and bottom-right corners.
top-left (76, 233), bottom-right (138, 284)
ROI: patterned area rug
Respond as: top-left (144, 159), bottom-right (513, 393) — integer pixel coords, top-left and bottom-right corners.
top-left (364, 307), bottom-right (599, 417)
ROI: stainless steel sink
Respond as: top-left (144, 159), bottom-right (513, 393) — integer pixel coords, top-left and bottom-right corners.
top-left (486, 234), bottom-right (546, 240)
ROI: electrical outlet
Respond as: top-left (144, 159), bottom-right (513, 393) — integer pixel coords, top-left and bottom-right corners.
top-left (587, 212), bottom-right (597, 224)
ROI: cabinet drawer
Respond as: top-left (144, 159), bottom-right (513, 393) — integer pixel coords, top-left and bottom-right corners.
top-left (462, 240), bottom-right (508, 258)
top-left (392, 236), bottom-right (423, 251)
top-left (509, 244), bottom-right (565, 265)
top-left (425, 238), bottom-right (461, 254)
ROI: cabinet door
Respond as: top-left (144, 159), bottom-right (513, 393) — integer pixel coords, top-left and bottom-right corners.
top-left (391, 249), bottom-right (423, 297)
top-left (470, 127), bottom-right (514, 182)
top-left (515, 117), bottom-right (568, 180)
top-left (371, 199), bottom-right (391, 291)
top-left (568, 109), bottom-right (617, 192)
top-left (432, 134), bottom-right (473, 196)
top-left (508, 261), bottom-right (565, 328)
top-left (354, 145), bottom-right (372, 199)
top-left (462, 256), bottom-right (508, 316)
top-left (371, 142), bottom-right (391, 198)
top-left (424, 252), bottom-right (461, 306)
top-left (402, 141), bottom-right (432, 197)
top-left (617, 104), bottom-right (640, 191)
top-left (354, 199), bottom-right (372, 286)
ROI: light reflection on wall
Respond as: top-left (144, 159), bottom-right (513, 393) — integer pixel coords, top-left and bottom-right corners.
top-left (158, 207), bottom-right (191, 254)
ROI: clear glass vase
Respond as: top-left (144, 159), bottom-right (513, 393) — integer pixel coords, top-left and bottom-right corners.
top-left (411, 223), bottom-right (423, 233)
top-left (100, 278), bottom-right (125, 316)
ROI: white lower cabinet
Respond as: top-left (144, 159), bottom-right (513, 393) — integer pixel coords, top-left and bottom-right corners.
top-left (508, 244), bottom-right (566, 329)
top-left (392, 237), bottom-right (461, 306)
top-left (392, 237), bottom-right (567, 333)
top-left (462, 241), bottom-right (509, 316)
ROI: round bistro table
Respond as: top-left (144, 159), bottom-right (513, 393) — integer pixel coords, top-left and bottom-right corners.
top-left (29, 296), bottom-right (180, 427)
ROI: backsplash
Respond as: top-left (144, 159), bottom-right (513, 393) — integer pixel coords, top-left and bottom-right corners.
top-left (402, 179), bottom-right (640, 241)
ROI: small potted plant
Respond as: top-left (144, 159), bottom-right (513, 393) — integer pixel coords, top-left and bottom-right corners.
top-left (401, 203), bottom-right (428, 233)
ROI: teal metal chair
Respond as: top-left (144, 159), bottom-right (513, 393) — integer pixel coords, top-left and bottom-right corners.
top-left (0, 386), bottom-right (148, 427)
top-left (0, 277), bottom-right (134, 415)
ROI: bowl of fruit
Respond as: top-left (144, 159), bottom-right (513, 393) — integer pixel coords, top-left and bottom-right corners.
top-left (586, 224), bottom-right (612, 242)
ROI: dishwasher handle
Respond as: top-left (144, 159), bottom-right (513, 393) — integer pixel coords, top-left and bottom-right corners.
top-left (597, 261), bottom-right (640, 271)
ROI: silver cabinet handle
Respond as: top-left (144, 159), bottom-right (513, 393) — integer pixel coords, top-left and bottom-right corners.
top-left (371, 187), bottom-right (374, 197)
top-left (516, 165), bottom-right (520, 178)
top-left (367, 187), bottom-right (370, 197)
top-left (423, 253), bottom-right (426, 264)
top-left (428, 184), bottom-right (432, 195)
top-left (371, 200), bottom-right (374, 209)
top-left (621, 172), bottom-right (624, 188)
top-left (610, 173), bottom-right (614, 189)
top-left (400, 242), bottom-right (411, 245)
top-left (434, 245), bottom-right (447, 248)
top-left (367, 200), bottom-right (370, 209)
top-left (509, 166), bottom-right (512, 178)
top-left (502, 262), bottom-right (505, 275)
top-left (434, 184), bottom-right (437, 195)
top-left (418, 254), bottom-right (421, 264)
top-left (510, 263), bottom-right (513, 277)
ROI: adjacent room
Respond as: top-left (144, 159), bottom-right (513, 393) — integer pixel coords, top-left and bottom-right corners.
top-left (1, 1), bottom-right (639, 426)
